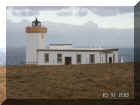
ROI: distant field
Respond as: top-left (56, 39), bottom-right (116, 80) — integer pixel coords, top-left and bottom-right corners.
top-left (0, 67), bottom-right (6, 104)
top-left (6, 63), bottom-right (134, 99)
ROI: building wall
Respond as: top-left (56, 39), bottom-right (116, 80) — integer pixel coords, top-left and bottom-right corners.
top-left (37, 50), bottom-right (119, 65)
top-left (26, 33), bottom-right (46, 64)
top-left (106, 51), bottom-right (119, 63)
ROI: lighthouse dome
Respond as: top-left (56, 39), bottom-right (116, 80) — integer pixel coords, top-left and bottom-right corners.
top-left (32, 18), bottom-right (41, 27)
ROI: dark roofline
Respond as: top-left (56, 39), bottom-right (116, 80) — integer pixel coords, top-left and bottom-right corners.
top-left (37, 48), bottom-right (119, 52)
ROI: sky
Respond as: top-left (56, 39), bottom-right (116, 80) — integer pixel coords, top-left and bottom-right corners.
top-left (6, 6), bottom-right (134, 48)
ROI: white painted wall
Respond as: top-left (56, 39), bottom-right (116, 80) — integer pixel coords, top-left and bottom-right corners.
top-left (26, 33), bottom-right (47, 64)
top-left (106, 51), bottom-right (119, 63)
top-left (49, 44), bottom-right (72, 49)
top-left (37, 50), bottom-right (119, 65)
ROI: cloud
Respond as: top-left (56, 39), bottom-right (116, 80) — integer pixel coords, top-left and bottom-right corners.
top-left (7, 6), bottom-right (134, 29)
top-left (12, 8), bottom-right (39, 16)
top-left (9, 6), bottom-right (133, 16)
top-left (78, 8), bottom-right (88, 16)
top-left (8, 6), bottom-right (68, 11)
top-left (6, 19), bottom-right (134, 49)
top-left (82, 6), bottom-right (133, 16)
top-left (6, 20), bottom-right (27, 48)
top-left (56, 8), bottom-right (73, 16)
top-left (56, 7), bottom-right (88, 17)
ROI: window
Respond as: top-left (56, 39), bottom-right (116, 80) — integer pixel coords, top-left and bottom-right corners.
top-left (77, 54), bottom-right (81, 64)
top-left (57, 54), bottom-right (62, 63)
top-left (44, 53), bottom-right (49, 63)
top-left (109, 57), bottom-right (112, 64)
top-left (89, 54), bottom-right (95, 64)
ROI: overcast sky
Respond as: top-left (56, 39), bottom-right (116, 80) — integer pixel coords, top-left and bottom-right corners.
top-left (6, 6), bottom-right (134, 48)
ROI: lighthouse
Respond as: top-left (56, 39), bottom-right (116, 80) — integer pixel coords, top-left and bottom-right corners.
top-left (25, 18), bottom-right (118, 65)
top-left (25, 18), bottom-right (47, 64)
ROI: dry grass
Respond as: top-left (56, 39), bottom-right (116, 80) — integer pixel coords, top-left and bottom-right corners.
top-left (6, 63), bottom-right (134, 100)
top-left (0, 67), bottom-right (6, 104)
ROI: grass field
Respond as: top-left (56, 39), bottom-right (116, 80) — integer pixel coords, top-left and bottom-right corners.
top-left (6, 63), bottom-right (134, 100)
top-left (0, 67), bottom-right (6, 104)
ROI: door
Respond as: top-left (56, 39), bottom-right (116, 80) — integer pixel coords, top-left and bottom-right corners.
top-left (109, 57), bottom-right (112, 64)
top-left (65, 57), bottom-right (72, 65)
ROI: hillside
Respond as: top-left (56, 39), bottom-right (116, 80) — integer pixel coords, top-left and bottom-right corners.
top-left (0, 67), bottom-right (6, 104)
top-left (6, 63), bottom-right (134, 100)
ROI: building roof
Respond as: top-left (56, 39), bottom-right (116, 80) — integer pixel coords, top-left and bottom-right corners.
top-left (26, 18), bottom-right (47, 33)
top-left (32, 18), bottom-right (41, 27)
top-left (26, 26), bottom-right (47, 33)
top-left (49, 44), bottom-right (72, 46)
top-left (37, 48), bottom-right (119, 52)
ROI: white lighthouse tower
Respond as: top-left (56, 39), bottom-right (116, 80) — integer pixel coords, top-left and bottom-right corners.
top-left (25, 18), bottom-right (47, 64)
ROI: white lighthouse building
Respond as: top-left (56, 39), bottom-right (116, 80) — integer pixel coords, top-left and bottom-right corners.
top-left (25, 18), bottom-right (119, 65)
top-left (26, 18), bottom-right (47, 64)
